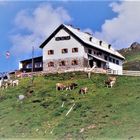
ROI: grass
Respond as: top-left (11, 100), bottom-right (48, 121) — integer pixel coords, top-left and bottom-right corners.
top-left (0, 72), bottom-right (140, 140)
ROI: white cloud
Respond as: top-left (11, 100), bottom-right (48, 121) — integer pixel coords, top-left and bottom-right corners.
top-left (94, 1), bottom-right (140, 49)
top-left (10, 3), bottom-right (71, 58)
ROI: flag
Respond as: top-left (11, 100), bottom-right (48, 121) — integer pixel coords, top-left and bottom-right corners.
top-left (6, 51), bottom-right (10, 59)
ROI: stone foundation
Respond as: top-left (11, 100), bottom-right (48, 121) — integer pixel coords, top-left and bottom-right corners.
top-left (43, 57), bottom-right (88, 73)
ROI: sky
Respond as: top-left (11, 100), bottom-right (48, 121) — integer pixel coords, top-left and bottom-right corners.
top-left (0, 0), bottom-right (140, 72)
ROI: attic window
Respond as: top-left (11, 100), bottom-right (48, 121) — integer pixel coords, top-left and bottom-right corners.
top-left (55, 36), bottom-right (70, 41)
top-left (99, 41), bottom-right (102, 46)
top-left (72, 48), bottom-right (78, 53)
top-left (48, 50), bottom-right (54, 55)
top-left (62, 48), bottom-right (68, 54)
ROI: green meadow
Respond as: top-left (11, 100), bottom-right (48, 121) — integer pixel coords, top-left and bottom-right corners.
top-left (0, 72), bottom-right (140, 140)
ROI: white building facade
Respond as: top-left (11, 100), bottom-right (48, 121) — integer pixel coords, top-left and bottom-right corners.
top-left (39, 24), bottom-right (125, 75)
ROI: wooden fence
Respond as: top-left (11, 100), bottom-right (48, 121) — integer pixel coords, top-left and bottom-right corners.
top-left (14, 69), bottom-right (140, 78)
top-left (123, 70), bottom-right (140, 76)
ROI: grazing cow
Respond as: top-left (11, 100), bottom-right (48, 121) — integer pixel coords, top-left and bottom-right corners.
top-left (105, 76), bottom-right (116, 88)
top-left (66, 83), bottom-right (78, 90)
top-left (12, 79), bottom-right (19, 86)
top-left (79, 87), bottom-right (88, 94)
top-left (0, 78), bottom-right (4, 88)
top-left (56, 83), bottom-right (66, 91)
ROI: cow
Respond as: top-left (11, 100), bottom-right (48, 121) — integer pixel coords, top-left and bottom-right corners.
top-left (56, 83), bottom-right (66, 91)
top-left (105, 76), bottom-right (116, 88)
top-left (66, 83), bottom-right (78, 90)
top-left (79, 87), bottom-right (88, 94)
top-left (12, 79), bottom-right (19, 87)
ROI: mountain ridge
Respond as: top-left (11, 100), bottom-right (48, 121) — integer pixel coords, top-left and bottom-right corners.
top-left (119, 42), bottom-right (140, 70)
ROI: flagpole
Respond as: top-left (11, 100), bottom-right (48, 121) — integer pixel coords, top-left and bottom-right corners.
top-left (31, 46), bottom-right (34, 84)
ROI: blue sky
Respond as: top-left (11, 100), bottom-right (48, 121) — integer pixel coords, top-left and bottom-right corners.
top-left (0, 1), bottom-right (140, 72)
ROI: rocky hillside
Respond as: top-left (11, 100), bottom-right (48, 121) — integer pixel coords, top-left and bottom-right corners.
top-left (119, 42), bottom-right (140, 70)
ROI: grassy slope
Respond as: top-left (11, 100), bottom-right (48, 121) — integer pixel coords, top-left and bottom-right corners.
top-left (0, 72), bottom-right (140, 140)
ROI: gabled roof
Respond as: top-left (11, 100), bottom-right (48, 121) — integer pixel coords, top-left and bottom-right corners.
top-left (39, 24), bottom-right (125, 60)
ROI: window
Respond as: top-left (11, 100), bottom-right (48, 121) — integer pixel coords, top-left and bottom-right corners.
top-left (62, 48), bottom-right (68, 54)
top-left (88, 49), bottom-right (92, 54)
top-left (71, 60), bottom-right (78, 65)
top-left (109, 57), bottom-right (112, 62)
top-left (48, 50), bottom-right (54, 55)
top-left (48, 62), bottom-right (54, 67)
top-left (26, 63), bottom-right (32, 69)
top-left (72, 48), bottom-right (78, 53)
top-left (97, 52), bottom-right (102, 56)
top-left (104, 55), bottom-right (108, 60)
top-left (113, 59), bottom-right (115, 63)
top-left (116, 60), bottom-right (119, 65)
top-left (35, 62), bottom-right (42, 68)
top-left (59, 61), bottom-right (66, 66)
top-left (55, 36), bottom-right (70, 41)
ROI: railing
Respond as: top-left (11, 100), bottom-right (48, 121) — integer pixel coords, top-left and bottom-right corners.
top-left (123, 70), bottom-right (140, 76)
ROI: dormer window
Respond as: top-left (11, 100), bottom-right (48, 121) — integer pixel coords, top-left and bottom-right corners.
top-left (62, 48), bottom-right (68, 54)
top-left (99, 41), bottom-right (102, 46)
top-left (108, 44), bottom-right (111, 49)
top-left (89, 37), bottom-right (92, 42)
top-left (48, 50), bottom-right (54, 55)
top-left (72, 48), bottom-right (78, 53)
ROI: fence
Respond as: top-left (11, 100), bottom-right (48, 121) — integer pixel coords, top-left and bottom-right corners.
top-left (123, 70), bottom-right (140, 76)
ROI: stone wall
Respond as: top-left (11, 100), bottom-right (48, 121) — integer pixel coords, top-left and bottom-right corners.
top-left (43, 57), bottom-right (88, 73)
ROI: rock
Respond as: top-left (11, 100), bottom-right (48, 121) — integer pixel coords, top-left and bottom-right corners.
top-left (79, 128), bottom-right (85, 133)
top-left (87, 124), bottom-right (96, 129)
top-left (18, 95), bottom-right (25, 100)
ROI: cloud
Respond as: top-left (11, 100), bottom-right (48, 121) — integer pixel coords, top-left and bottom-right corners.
top-left (94, 1), bottom-right (140, 49)
top-left (10, 3), bottom-right (71, 58)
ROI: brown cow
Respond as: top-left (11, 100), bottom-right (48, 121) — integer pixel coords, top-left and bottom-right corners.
top-left (56, 83), bottom-right (66, 91)
top-left (105, 76), bottom-right (116, 88)
top-left (79, 87), bottom-right (88, 94)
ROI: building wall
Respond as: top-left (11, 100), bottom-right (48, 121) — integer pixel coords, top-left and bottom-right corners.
top-left (84, 47), bottom-right (123, 74)
top-left (43, 29), bottom-right (87, 72)
top-left (42, 28), bottom-right (123, 74)
top-left (108, 57), bottom-right (123, 75)
top-left (43, 57), bottom-right (88, 73)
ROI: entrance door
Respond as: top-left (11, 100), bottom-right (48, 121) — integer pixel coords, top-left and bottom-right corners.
top-left (96, 60), bottom-right (101, 67)
top-left (89, 59), bottom-right (93, 68)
